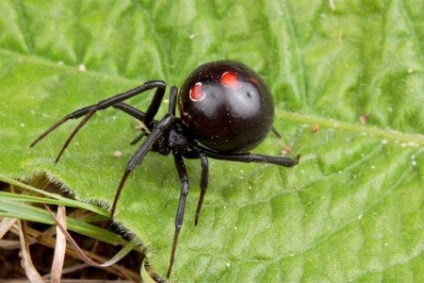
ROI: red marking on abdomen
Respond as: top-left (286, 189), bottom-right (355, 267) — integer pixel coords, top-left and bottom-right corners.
top-left (189, 82), bottom-right (205, 101)
top-left (220, 71), bottom-right (239, 88)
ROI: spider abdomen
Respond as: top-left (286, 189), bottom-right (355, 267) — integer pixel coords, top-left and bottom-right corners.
top-left (178, 61), bottom-right (274, 153)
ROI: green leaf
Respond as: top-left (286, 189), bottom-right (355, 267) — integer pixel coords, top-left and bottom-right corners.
top-left (1, 1), bottom-right (424, 282)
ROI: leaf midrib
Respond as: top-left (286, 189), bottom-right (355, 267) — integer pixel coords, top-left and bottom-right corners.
top-left (278, 111), bottom-right (424, 147)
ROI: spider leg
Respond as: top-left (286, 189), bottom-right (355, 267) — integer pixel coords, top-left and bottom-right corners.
top-left (129, 132), bottom-right (148, 146)
top-left (194, 153), bottom-right (208, 226)
top-left (192, 144), bottom-right (300, 167)
top-left (113, 102), bottom-right (147, 121)
top-left (30, 81), bottom-right (166, 163)
top-left (114, 100), bottom-right (184, 146)
top-left (112, 87), bottom-right (179, 216)
top-left (271, 127), bottom-right (282, 138)
top-left (110, 86), bottom-right (178, 217)
top-left (168, 86), bottom-right (178, 116)
top-left (110, 114), bottom-right (174, 217)
top-left (113, 103), bottom-right (151, 145)
top-left (167, 152), bottom-right (190, 278)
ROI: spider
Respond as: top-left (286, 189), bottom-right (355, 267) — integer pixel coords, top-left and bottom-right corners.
top-left (30, 60), bottom-right (300, 278)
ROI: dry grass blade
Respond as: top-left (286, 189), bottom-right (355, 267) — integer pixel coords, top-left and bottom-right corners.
top-left (0, 217), bottom-right (17, 239)
top-left (51, 206), bottom-right (67, 282)
top-left (44, 206), bottom-right (139, 273)
top-left (17, 220), bottom-right (44, 283)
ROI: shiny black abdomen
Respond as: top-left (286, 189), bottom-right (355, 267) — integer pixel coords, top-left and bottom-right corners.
top-left (178, 60), bottom-right (274, 153)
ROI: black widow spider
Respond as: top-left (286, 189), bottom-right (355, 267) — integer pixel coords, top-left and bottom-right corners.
top-left (30, 60), bottom-right (299, 278)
